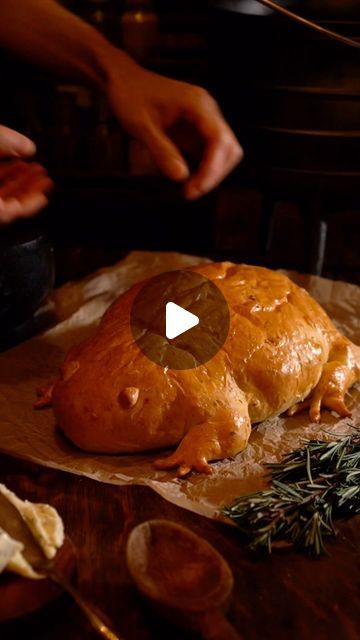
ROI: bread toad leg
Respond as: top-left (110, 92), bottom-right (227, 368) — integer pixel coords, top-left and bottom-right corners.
top-left (34, 380), bottom-right (57, 408)
top-left (154, 406), bottom-right (251, 477)
top-left (288, 337), bottom-right (360, 423)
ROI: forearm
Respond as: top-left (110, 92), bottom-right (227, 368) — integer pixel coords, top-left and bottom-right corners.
top-left (0, 0), bottom-right (132, 89)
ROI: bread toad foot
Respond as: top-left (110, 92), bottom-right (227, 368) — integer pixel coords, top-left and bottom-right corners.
top-left (154, 415), bottom-right (251, 477)
top-left (154, 448), bottom-right (212, 477)
top-left (287, 338), bottom-right (359, 422)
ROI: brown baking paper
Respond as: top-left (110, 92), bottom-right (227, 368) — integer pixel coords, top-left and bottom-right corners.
top-left (0, 251), bottom-right (359, 520)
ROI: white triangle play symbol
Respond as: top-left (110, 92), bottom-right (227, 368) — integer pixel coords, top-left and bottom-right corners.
top-left (165, 302), bottom-right (199, 340)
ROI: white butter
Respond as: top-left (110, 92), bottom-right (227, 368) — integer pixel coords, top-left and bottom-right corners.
top-left (0, 528), bottom-right (22, 573)
top-left (0, 484), bottom-right (64, 579)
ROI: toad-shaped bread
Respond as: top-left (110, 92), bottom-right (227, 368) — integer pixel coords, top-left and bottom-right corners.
top-left (40, 263), bottom-right (360, 476)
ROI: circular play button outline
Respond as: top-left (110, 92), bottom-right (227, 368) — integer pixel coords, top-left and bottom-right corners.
top-left (130, 269), bottom-right (230, 370)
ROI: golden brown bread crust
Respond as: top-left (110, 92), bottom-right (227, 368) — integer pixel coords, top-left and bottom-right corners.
top-left (51, 263), bottom-right (360, 475)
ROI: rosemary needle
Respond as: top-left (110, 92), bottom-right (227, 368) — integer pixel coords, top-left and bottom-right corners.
top-left (223, 429), bottom-right (360, 557)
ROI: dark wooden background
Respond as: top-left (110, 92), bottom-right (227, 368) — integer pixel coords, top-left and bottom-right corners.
top-left (0, 452), bottom-right (359, 640)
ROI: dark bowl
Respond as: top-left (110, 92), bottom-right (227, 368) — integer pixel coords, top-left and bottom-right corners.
top-left (0, 229), bottom-right (55, 348)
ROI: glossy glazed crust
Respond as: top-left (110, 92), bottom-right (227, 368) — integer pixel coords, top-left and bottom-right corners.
top-left (51, 263), bottom-right (360, 470)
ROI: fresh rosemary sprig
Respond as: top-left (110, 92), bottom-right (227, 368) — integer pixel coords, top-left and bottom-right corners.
top-left (223, 430), bottom-right (360, 556)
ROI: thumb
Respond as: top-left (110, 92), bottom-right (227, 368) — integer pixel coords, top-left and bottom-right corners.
top-left (139, 122), bottom-right (189, 182)
top-left (0, 125), bottom-right (36, 158)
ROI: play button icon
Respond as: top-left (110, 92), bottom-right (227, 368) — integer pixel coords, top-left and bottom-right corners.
top-left (165, 302), bottom-right (199, 340)
top-left (130, 268), bottom-right (230, 370)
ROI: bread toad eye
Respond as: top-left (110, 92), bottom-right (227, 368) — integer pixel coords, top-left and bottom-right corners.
top-left (118, 386), bottom-right (140, 409)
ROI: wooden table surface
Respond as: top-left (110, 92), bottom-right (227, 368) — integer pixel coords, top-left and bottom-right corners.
top-left (0, 451), bottom-right (359, 640)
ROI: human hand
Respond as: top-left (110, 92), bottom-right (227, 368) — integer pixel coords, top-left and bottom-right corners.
top-left (106, 55), bottom-right (243, 199)
top-left (0, 125), bottom-right (53, 224)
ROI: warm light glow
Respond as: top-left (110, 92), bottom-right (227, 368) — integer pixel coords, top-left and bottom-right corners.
top-left (134, 11), bottom-right (145, 23)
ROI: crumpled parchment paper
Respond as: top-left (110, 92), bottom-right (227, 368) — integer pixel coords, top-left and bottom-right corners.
top-left (0, 251), bottom-right (359, 520)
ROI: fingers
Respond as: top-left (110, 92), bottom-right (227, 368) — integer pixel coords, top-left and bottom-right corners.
top-left (183, 113), bottom-right (243, 200)
top-left (184, 137), bottom-right (238, 200)
top-left (0, 160), bottom-right (30, 182)
top-left (0, 126), bottom-right (52, 224)
top-left (0, 125), bottom-right (36, 158)
top-left (109, 67), bottom-right (242, 194)
top-left (0, 162), bottom-right (47, 199)
top-left (138, 113), bottom-right (242, 197)
top-left (137, 120), bottom-right (190, 182)
top-left (0, 160), bottom-right (53, 225)
top-left (0, 193), bottom-right (49, 224)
